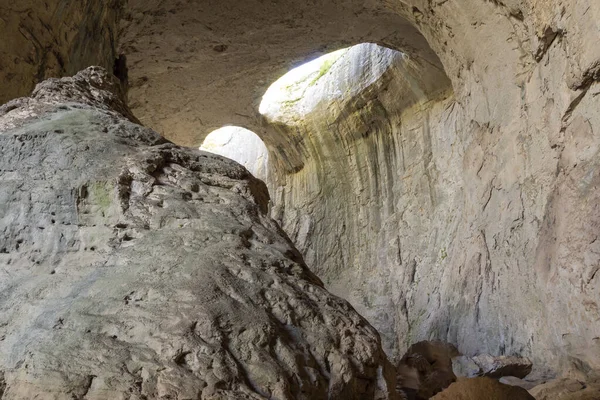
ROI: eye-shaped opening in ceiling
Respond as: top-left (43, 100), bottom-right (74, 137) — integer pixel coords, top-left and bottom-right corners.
top-left (200, 126), bottom-right (270, 183)
top-left (259, 43), bottom-right (407, 126)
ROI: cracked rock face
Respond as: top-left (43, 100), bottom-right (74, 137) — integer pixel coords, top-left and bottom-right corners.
top-left (0, 68), bottom-right (397, 399)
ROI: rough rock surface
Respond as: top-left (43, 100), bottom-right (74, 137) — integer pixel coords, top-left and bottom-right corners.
top-left (2, 0), bottom-right (600, 384)
top-left (453, 353), bottom-right (533, 380)
top-left (118, 0), bottom-right (444, 147)
top-left (498, 376), bottom-right (541, 391)
top-left (258, 5), bottom-right (600, 380)
top-left (0, 68), bottom-right (398, 399)
top-left (529, 377), bottom-right (600, 400)
top-left (451, 357), bottom-right (481, 379)
top-left (471, 354), bottom-right (533, 379)
top-left (431, 378), bottom-right (535, 400)
top-left (396, 341), bottom-right (458, 399)
top-left (0, 0), bottom-right (124, 105)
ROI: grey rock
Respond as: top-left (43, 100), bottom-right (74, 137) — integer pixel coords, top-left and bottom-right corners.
top-left (0, 68), bottom-right (398, 399)
top-left (452, 356), bottom-right (482, 378)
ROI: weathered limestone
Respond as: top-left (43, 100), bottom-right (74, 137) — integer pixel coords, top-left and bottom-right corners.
top-left (258, 6), bottom-right (600, 381)
top-left (118, 0), bottom-right (443, 147)
top-left (471, 354), bottom-right (533, 379)
top-left (0, 0), bottom-right (124, 105)
top-left (451, 357), bottom-right (482, 379)
top-left (1, 0), bottom-right (600, 387)
top-left (0, 68), bottom-right (398, 399)
top-left (499, 376), bottom-right (541, 391)
top-left (451, 353), bottom-right (533, 380)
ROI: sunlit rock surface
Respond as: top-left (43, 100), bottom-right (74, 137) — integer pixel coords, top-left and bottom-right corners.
top-left (261, 21), bottom-right (600, 381)
top-left (0, 68), bottom-right (398, 400)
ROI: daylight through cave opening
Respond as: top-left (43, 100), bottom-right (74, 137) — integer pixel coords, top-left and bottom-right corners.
top-left (253, 42), bottom-right (453, 361)
top-left (200, 126), bottom-right (270, 184)
top-left (3, 0), bottom-right (600, 397)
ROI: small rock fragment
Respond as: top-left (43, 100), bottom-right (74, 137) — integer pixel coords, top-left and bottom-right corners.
top-left (212, 44), bottom-right (228, 52)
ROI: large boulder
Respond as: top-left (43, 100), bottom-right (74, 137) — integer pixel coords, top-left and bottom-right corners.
top-left (431, 377), bottom-right (535, 400)
top-left (0, 67), bottom-right (398, 399)
top-left (397, 341), bottom-right (458, 399)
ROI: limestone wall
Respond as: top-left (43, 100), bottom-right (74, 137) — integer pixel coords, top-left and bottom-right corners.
top-left (0, 0), bottom-right (124, 104)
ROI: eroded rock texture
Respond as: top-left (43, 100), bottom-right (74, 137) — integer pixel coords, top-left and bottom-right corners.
top-left (2, 0), bottom-right (600, 387)
top-left (529, 376), bottom-right (600, 400)
top-left (0, 68), bottom-right (397, 399)
top-left (257, 4), bottom-right (600, 380)
top-left (431, 378), bottom-right (535, 400)
top-left (0, 0), bottom-right (124, 104)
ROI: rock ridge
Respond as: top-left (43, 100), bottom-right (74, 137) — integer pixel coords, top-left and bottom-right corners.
top-left (0, 67), bottom-right (397, 399)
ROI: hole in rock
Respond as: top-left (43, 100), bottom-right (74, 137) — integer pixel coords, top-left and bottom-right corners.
top-left (250, 42), bottom-right (453, 361)
top-left (200, 126), bottom-right (270, 184)
top-left (259, 43), bottom-right (406, 124)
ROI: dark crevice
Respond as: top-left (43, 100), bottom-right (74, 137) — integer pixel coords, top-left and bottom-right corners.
top-left (113, 54), bottom-right (129, 98)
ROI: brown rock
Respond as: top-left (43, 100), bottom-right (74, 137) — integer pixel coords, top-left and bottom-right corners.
top-left (397, 341), bottom-right (459, 399)
top-left (432, 377), bottom-right (536, 400)
top-left (529, 377), bottom-right (600, 400)
top-left (0, 0), bottom-right (124, 104)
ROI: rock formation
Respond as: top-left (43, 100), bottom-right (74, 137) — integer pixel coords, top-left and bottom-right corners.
top-left (396, 341), bottom-right (458, 399)
top-left (0, 0), bottom-right (124, 105)
top-left (1, 0), bottom-right (600, 395)
top-left (431, 377), bottom-right (535, 400)
top-left (0, 68), bottom-right (397, 399)
top-left (452, 353), bottom-right (533, 379)
top-left (529, 376), bottom-right (600, 399)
